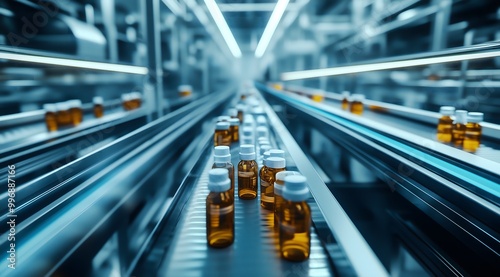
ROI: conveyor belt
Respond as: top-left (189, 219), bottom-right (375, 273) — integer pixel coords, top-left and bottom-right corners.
top-left (157, 146), bottom-right (334, 277)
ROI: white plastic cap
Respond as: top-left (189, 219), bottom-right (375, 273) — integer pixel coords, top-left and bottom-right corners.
top-left (274, 171), bottom-right (301, 196)
top-left (282, 175), bottom-right (309, 201)
top-left (228, 108), bottom-right (238, 117)
top-left (468, 112), bottom-right (484, 123)
top-left (341, 91), bottom-right (350, 97)
top-left (263, 151), bottom-right (271, 161)
top-left (239, 144), bottom-right (256, 160)
top-left (256, 116), bottom-right (267, 127)
top-left (455, 110), bottom-right (467, 124)
top-left (241, 137), bottom-right (254, 145)
top-left (242, 127), bottom-right (253, 137)
top-left (229, 118), bottom-right (240, 126)
top-left (131, 92), bottom-right (142, 100)
top-left (351, 94), bottom-right (365, 102)
top-left (121, 94), bottom-right (131, 102)
top-left (214, 146), bottom-right (231, 163)
top-left (269, 149), bottom-right (285, 158)
top-left (43, 103), bottom-right (57, 113)
top-left (260, 145), bottom-right (272, 156)
top-left (178, 85), bottom-right (193, 92)
top-left (216, 122), bottom-right (230, 130)
top-left (68, 100), bottom-right (82, 108)
top-left (218, 116), bottom-right (231, 122)
top-left (208, 168), bottom-right (230, 192)
top-left (56, 102), bottom-right (70, 111)
top-left (93, 96), bottom-right (104, 105)
top-left (266, 157), bottom-right (285, 169)
top-left (256, 126), bottom-right (268, 139)
top-left (440, 106), bottom-right (455, 115)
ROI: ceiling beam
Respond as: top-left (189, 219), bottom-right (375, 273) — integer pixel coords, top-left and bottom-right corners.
top-left (218, 3), bottom-right (298, 12)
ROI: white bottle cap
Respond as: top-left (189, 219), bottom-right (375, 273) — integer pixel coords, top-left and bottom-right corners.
top-left (178, 85), bottom-right (192, 92)
top-left (439, 106), bottom-right (455, 115)
top-left (455, 110), bottom-right (467, 124)
top-left (266, 157), bottom-right (285, 169)
top-left (239, 144), bottom-right (256, 160)
top-left (242, 127), bottom-right (253, 137)
top-left (214, 146), bottom-right (231, 163)
top-left (43, 104), bottom-right (57, 113)
top-left (256, 126), bottom-right (268, 139)
top-left (341, 91), bottom-right (350, 97)
top-left (256, 116), bottom-right (267, 127)
top-left (274, 171), bottom-right (301, 196)
top-left (282, 175), bottom-right (309, 202)
top-left (468, 112), bottom-right (484, 123)
top-left (228, 108), bottom-right (238, 117)
top-left (269, 149), bottom-right (285, 158)
top-left (56, 102), bottom-right (70, 111)
top-left (218, 116), bottom-right (231, 122)
top-left (229, 118), bottom-right (240, 126)
top-left (263, 151), bottom-right (271, 161)
top-left (67, 100), bottom-right (82, 108)
top-left (241, 137), bottom-right (254, 145)
top-left (351, 94), bottom-right (365, 102)
top-left (208, 168), bottom-right (230, 192)
top-left (244, 114), bottom-right (254, 123)
top-left (215, 122), bottom-right (230, 130)
top-left (260, 145), bottom-right (272, 156)
top-left (131, 92), bottom-right (142, 100)
top-left (93, 96), bottom-right (104, 105)
top-left (121, 94), bottom-right (130, 102)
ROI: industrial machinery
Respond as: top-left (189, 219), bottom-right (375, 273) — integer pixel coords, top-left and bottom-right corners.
top-left (0, 0), bottom-right (499, 276)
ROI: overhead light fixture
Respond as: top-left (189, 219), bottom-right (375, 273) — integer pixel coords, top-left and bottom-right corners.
top-left (281, 50), bottom-right (500, 81)
top-left (0, 52), bottom-right (149, 75)
top-left (204, 0), bottom-right (242, 58)
top-left (255, 0), bottom-right (290, 58)
top-left (162, 0), bottom-right (183, 16)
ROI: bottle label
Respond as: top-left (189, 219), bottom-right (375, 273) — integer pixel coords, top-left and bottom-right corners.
top-left (210, 205), bottom-right (234, 215)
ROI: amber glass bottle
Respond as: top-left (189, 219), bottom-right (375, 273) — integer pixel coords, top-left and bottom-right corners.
top-left (214, 122), bottom-right (231, 147)
top-left (274, 171), bottom-right (301, 231)
top-left (463, 112), bottom-right (483, 152)
top-left (280, 175), bottom-right (311, 262)
top-left (238, 144), bottom-right (258, 199)
top-left (350, 94), bottom-right (365, 115)
top-left (437, 106), bottom-right (455, 143)
top-left (206, 168), bottom-right (234, 248)
top-left (93, 97), bottom-right (104, 118)
top-left (43, 104), bottom-right (58, 132)
top-left (452, 110), bottom-right (467, 147)
top-left (260, 157), bottom-right (286, 211)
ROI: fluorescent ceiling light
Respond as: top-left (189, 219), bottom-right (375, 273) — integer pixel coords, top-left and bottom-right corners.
top-left (204, 0), bottom-right (242, 58)
top-left (255, 0), bottom-right (290, 58)
top-left (0, 52), bottom-right (149, 75)
top-left (281, 50), bottom-right (500, 81)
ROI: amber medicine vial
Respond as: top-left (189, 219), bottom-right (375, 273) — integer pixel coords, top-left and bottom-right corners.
top-left (56, 102), bottom-right (71, 126)
top-left (463, 112), bottom-right (483, 153)
top-left (214, 121), bottom-right (231, 146)
top-left (274, 171), bottom-right (301, 231)
top-left (206, 168), bottom-right (234, 248)
top-left (93, 97), bottom-right (104, 118)
top-left (452, 110), bottom-right (467, 147)
top-left (341, 91), bottom-right (350, 110)
top-left (350, 94), bottom-right (365, 115)
top-left (238, 144), bottom-right (258, 200)
top-left (437, 106), bottom-right (455, 143)
top-left (68, 100), bottom-right (83, 126)
top-left (43, 104), bottom-right (58, 132)
top-left (260, 157), bottom-right (286, 211)
top-left (280, 175), bottom-right (311, 261)
top-left (213, 146), bottom-right (235, 196)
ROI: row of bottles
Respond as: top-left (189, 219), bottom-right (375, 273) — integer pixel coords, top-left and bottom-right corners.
top-left (121, 92), bottom-right (142, 111)
top-left (340, 91), bottom-right (365, 115)
top-left (43, 100), bottom-right (82, 132)
top-left (437, 106), bottom-right (483, 152)
top-left (207, 88), bottom-right (311, 261)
